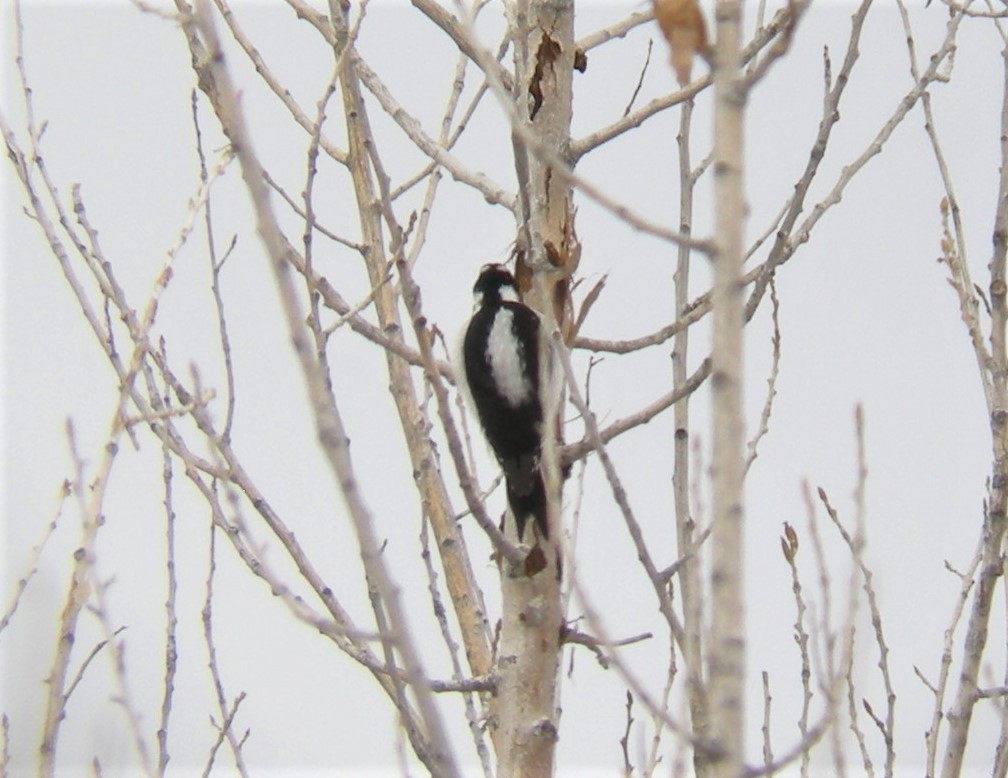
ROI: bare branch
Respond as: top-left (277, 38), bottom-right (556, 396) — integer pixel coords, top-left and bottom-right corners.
top-left (572, 3), bottom-right (810, 159)
top-left (577, 8), bottom-right (654, 52)
top-left (410, 0), bottom-right (514, 90)
top-left (201, 692), bottom-right (248, 778)
top-left (0, 481), bottom-right (68, 637)
top-left (201, 525), bottom-right (252, 777)
top-left (557, 336), bottom-right (703, 705)
top-left (189, 3), bottom-right (461, 772)
top-left (745, 278), bottom-right (781, 474)
top-left (563, 358), bottom-right (711, 465)
top-left (212, 0), bottom-right (349, 164)
top-left (761, 672), bottom-right (774, 772)
top-left (156, 427), bottom-right (179, 778)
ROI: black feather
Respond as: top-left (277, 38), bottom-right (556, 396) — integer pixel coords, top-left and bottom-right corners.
top-left (462, 265), bottom-right (548, 539)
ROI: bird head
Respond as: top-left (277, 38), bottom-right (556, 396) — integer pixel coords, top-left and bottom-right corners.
top-left (472, 263), bottom-right (520, 308)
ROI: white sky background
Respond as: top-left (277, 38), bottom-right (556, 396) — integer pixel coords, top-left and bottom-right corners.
top-left (1, 0), bottom-right (1005, 775)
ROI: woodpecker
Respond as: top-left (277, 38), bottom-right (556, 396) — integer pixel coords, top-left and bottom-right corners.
top-left (461, 263), bottom-right (548, 540)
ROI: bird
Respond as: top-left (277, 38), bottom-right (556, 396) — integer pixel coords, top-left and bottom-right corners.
top-left (460, 263), bottom-right (548, 540)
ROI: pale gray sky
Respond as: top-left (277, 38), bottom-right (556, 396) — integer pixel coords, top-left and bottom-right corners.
top-left (3, 1), bottom-right (1004, 775)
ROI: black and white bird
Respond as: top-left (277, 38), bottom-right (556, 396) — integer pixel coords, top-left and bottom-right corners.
top-left (460, 263), bottom-right (548, 540)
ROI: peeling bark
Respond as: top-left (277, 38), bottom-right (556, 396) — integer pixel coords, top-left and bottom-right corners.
top-left (491, 2), bottom-right (576, 776)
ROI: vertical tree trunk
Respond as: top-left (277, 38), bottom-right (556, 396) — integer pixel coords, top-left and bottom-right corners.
top-left (492, 2), bottom-right (576, 776)
top-left (709, 0), bottom-right (747, 775)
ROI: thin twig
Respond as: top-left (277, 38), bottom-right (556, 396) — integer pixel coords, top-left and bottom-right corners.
top-left (745, 278), bottom-right (781, 473)
top-left (623, 38), bottom-right (653, 117)
top-left (563, 358), bottom-right (711, 466)
top-left (780, 520), bottom-right (812, 778)
top-left (201, 522), bottom-right (251, 776)
top-left (572, 4), bottom-right (810, 159)
top-left (190, 4), bottom-right (460, 772)
top-left (761, 671), bottom-right (774, 773)
top-left (156, 407), bottom-right (178, 777)
top-left (62, 625), bottom-right (128, 707)
top-left (556, 336), bottom-right (721, 757)
top-left (212, 0), bottom-right (349, 164)
top-left (201, 692), bottom-right (248, 778)
top-left (418, 510), bottom-right (494, 777)
top-left (0, 480), bottom-right (69, 636)
top-left (620, 691), bottom-right (635, 777)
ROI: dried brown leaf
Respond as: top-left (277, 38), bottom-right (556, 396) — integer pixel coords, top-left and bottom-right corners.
top-left (653, 0), bottom-right (710, 86)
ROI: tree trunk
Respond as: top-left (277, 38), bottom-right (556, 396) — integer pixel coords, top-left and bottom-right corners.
top-left (708, 0), bottom-right (747, 775)
top-left (491, 2), bottom-right (576, 776)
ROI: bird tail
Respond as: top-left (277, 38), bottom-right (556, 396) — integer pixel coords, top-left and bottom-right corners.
top-left (506, 470), bottom-right (548, 540)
